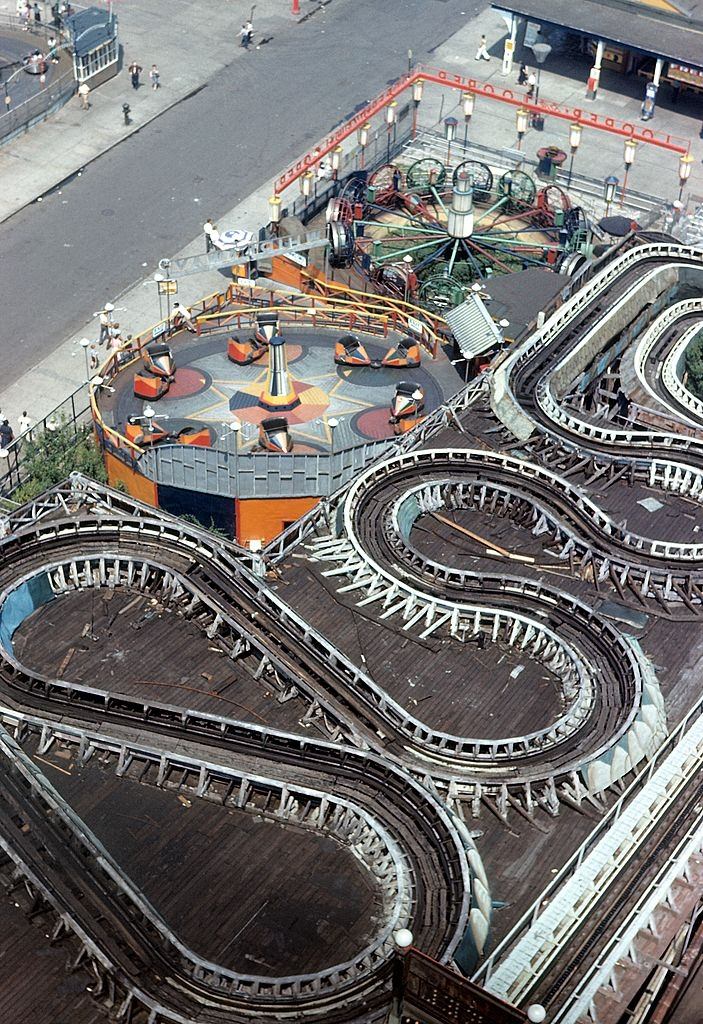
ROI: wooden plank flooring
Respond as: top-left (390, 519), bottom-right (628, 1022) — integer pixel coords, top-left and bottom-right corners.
top-left (12, 588), bottom-right (311, 736)
top-left (31, 744), bottom-right (383, 977)
top-left (275, 561), bottom-right (563, 740)
top-left (0, 898), bottom-right (106, 1024)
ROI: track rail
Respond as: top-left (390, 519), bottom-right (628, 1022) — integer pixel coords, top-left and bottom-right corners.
top-left (491, 243), bottom-right (703, 478)
top-left (0, 489), bottom-right (478, 1022)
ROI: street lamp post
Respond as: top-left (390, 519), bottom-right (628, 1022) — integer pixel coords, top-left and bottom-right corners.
top-left (620, 138), bottom-right (637, 208)
top-left (412, 80), bottom-right (423, 138)
top-left (328, 415), bottom-right (339, 495)
top-left (357, 122), bottom-right (370, 169)
top-left (567, 123), bottom-right (582, 187)
top-left (678, 152), bottom-right (694, 202)
top-left (385, 101), bottom-right (397, 163)
top-left (79, 337), bottom-right (91, 378)
top-left (328, 416), bottom-right (339, 452)
top-left (444, 115), bottom-right (458, 167)
top-left (331, 145), bottom-right (342, 181)
top-left (153, 273), bottom-right (165, 321)
top-left (462, 91), bottom-right (475, 149)
top-left (604, 174), bottom-right (619, 216)
top-left (531, 41), bottom-right (552, 106)
top-left (268, 194), bottom-right (282, 236)
top-left (515, 108), bottom-right (529, 151)
top-left (300, 170), bottom-right (314, 199)
top-left (402, 254), bottom-right (413, 303)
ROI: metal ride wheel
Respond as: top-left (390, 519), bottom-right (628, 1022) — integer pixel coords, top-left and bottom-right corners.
top-left (540, 185), bottom-right (571, 215)
top-left (499, 170), bottom-right (536, 212)
top-left (406, 158), bottom-right (447, 196)
top-left (328, 221), bottom-right (355, 268)
top-left (325, 196), bottom-right (354, 225)
top-left (369, 164), bottom-right (402, 206)
top-left (373, 265), bottom-right (406, 300)
top-left (339, 175), bottom-right (368, 207)
top-left (564, 205), bottom-right (589, 247)
top-left (453, 161), bottom-right (493, 205)
top-left (419, 270), bottom-right (465, 313)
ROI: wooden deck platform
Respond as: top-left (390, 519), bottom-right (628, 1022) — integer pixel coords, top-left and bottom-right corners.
top-left (12, 588), bottom-right (313, 737)
top-left (275, 559), bottom-right (563, 741)
top-left (29, 741), bottom-right (383, 976)
top-left (0, 898), bottom-right (106, 1024)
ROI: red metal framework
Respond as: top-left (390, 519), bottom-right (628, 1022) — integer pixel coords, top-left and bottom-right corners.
top-left (274, 65), bottom-right (690, 194)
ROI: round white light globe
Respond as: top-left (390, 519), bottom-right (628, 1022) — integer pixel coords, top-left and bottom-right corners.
top-left (393, 928), bottom-right (414, 949)
top-left (527, 1005), bottom-right (547, 1023)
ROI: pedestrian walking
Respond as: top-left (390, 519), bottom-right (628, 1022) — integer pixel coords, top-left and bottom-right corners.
top-left (20, 2), bottom-right (30, 30)
top-left (527, 70), bottom-right (536, 99)
top-left (47, 34), bottom-right (59, 62)
top-left (475, 34), bottom-right (490, 61)
top-left (204, 218), bottom-right (215, 253)
top-left (78, 81), bottom-right (90, 109)
top-left (128, 61), bottom-right (143, 89)
top-left (517, 62), bottom-right (528, 85)
top-left (17, 411), bottom-right (32, 435)
top-left (33, 3), bottom-right (41, 22)
top-left (172, 302), bottom-right (197, 333)
top-left (0, 420), bottom-right (14, 448)
top-left (98, 303), bottom-right (115, 343)
top-left (239, 22), bottom-right (252, 48)
top-left (50, 1), bottom-right (60, 27)
top-left (149, 64), bottom-right (160, 89)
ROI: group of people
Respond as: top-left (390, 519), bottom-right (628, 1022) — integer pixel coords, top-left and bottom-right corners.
top-left (518, 62), bottom-right (538, 97)
top-left (0, 412), bottom-right (33, 448)
top-left (239, 20), bottom-right (253, 49)
top-left (203, 218), bottom-right (233, 253)
top-left (17, 1), bottom-right (42, 28)
top-left (473, 34), bottom-right (539, 99)
top-left (128, 62), bottom-right (160, 91)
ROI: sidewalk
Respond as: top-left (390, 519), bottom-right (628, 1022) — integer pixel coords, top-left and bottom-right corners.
top-left (4, 4), bottom-right (703, 432)
top-left (0, 0), bottom-right (329, 223)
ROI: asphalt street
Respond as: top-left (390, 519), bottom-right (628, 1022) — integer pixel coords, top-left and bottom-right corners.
top-left (1, 0), bottom-right (483, 388)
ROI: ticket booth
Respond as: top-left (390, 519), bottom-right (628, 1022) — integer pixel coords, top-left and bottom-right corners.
top-left (66, 7), bottom-right (119, 89)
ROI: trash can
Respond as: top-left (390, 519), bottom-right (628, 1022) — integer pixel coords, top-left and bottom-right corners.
top-left (537, 152), bottom-right (556, 180)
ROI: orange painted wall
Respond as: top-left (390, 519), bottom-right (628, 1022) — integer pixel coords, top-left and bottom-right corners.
top-left (236, 496), bottom-right (319, 546)
top-left (270, 255), bottom-right (305, 290)
top-left (105, 451), bottom-right (158, 506)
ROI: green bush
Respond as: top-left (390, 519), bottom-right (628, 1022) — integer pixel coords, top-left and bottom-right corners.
top-left (12, 422), bottom-right (107, 504)
top-left (685, 333), bottom-right (703, 400)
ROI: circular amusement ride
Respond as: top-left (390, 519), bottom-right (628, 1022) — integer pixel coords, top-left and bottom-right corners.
top-left (325, 159), bottom-right (591, 312)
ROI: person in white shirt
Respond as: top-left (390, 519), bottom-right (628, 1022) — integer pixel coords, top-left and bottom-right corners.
top-left (17, 411), bottom-right (32, 434)
top-left (172, 302), bottom-right (196, 332)
top-left (97, 303), bottom-right (116, 344)
top-left (475, 34), bottom-right (490, 61)
top-left (204, 218), bottom-right (215, 253)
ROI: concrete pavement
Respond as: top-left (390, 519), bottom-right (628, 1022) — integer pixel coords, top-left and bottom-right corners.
top-left (0, 0), bottom-right (328, 223)
top-left (3, 1), bottom-right (703, 434)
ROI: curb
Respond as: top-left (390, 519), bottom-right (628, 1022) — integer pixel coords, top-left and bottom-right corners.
top-left (1, 0), bottom-right (338, 225)
top-left (0, 81), bottom-right (208, 226)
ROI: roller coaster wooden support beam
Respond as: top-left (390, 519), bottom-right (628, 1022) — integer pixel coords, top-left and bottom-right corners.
top-left (274, 66), bottom-right (689, 194)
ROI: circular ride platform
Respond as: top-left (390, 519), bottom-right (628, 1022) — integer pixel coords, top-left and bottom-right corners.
top-left (102, 321), bottom-right (461, 455)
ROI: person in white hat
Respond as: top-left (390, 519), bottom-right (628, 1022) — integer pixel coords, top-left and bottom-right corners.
top-left (97, 303), bottom-right (116, 344)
